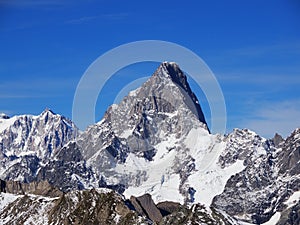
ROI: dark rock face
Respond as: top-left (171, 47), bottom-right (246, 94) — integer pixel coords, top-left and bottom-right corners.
top-left (0, 179), bottom-right (63, 197)
top-left (218, 128), bottom-right (270, 168)
top-left (36, 142), bottom-right (97, 192)
top-left (0, 179), bottom-right (6, 192)
top-left (156, 201), bottom-right (181, 216)
top-left (155, 62), bottom-right (208, 127)
top-left (1, 155), bottom-right (40, 183)
top-left (128, 194), bottom-right (234, 224)
top-left (130, 193), bottom-right (163, 223)
top-left (278, 129), bottom-right (300, 176)
top-left (277, 201), bottom-right (300, 225)
top-left (273, 133), bottom-right (284, 147)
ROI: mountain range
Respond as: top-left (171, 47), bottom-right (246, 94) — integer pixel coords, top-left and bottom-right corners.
top-left (0, 62), bottom-right (299, 225)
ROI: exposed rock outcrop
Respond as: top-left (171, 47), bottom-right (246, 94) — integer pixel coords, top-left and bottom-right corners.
top-left (0, 179), bottom-right (63, 197)
top-left (156, 201), bottom-right (181, 216)
top-left (130, 193), bottom-right (163, 223)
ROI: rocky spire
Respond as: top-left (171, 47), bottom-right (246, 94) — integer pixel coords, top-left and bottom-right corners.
top-left (153, 61), bottom-right (208, 130)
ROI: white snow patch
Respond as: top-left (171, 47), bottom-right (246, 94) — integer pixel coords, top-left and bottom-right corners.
top-left (22, 195), bottom-right (55, 225)
top-left (0, 193), bottom-right (20, 211)
top-left (188, 159), bottom-right (245, 206)
top-left (96, 118), bottom-right (105, 125)
top-left (0, 116), bottom-right (17, 133)
top-left (294, 133), bottom-right (300, 139)
top-left (14, 151), bottom-right (36, 157)
top-left (261, 212), bottom-right (281, 225)
top-left (119, 128), bottom-right (134, 139)
top-left (34, 136), bottom-right (41, 146)
top-left (128, 87), bottom-right (141, 97)
top-left (284, 190), bottom-right (300, 209)
top-left (158, 111), bottom-right (177, 118)
top-left (239, 221), bottom-right (255, 225)
top-left (111, 104), bottom-right (118, 111)
top-left (186, 129), bottom-right (245, 207)
top-left (152, 173), bottom-right (184, 203)
top-left (185, 128), bottom-right (245, 206)
top-left (95, 188), bottom-right (114, 194)
top-left (123, 134), bottom-right (184, 204)
top-left (114, 214), bottom-right (121, 223)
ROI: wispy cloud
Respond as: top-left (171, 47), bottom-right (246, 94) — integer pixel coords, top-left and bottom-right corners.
top-left (101, 13), bottom-right (129, 20)
top-left (65, 16), bottom-right (98, 25)
top-left (65, 13), bottom-right (129, 25)
top-left (239, 100), bottom-right (300, 138)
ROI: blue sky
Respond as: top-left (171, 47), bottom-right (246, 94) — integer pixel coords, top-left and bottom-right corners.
top-left (0, 0), bottom-right (300, 138)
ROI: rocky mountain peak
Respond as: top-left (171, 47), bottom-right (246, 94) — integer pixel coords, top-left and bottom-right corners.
top-left (273, 132), bottom-right (284, 147)
top-left (151, 61), bottom-right (208, 128)
top-left (41, 108), bottom-right (56, 116)
top-left (102, 62), bottom-right (209, 135)
top-left (156, 62), bottom-right (190, 91)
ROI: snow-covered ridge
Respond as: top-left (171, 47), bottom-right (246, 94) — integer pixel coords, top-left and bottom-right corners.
top-left (0, 109), bottom-right (78, 157)
top-left (0, 109), bottom-right (79, 182)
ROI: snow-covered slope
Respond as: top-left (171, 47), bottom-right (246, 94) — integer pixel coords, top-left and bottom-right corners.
top-left (212, 128), bottom-right (300, 224)
top-left (0, 109), bottom-right (79, 182)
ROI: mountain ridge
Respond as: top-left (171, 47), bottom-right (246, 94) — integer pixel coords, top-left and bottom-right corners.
top-left (0, 62), bottom-right (299, 224)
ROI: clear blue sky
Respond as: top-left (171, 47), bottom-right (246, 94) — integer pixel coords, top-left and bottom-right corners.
top-left (0, 0), bottom-right (299, 138)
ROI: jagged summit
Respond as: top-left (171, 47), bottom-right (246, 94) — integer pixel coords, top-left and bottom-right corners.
top-left (102, 62), bottom-right (208, 132)
top-left (156, 62), bottom-right (189, 89)
top-left (151, 61), bottom-right (208, 129)
top-left (41, 107), bottom-right (56, 116)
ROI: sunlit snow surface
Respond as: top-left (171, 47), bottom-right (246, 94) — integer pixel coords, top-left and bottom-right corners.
top-left (261, 212), bottom-right (281, 225)
top-left (123, 127), bottom-right (246, 205)
top-left (284, 190), bottom-right (300, 209)
top-left (0, 193), bottom-right (20, 211)
top-left (0, 116), bottom-right (18, 133)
